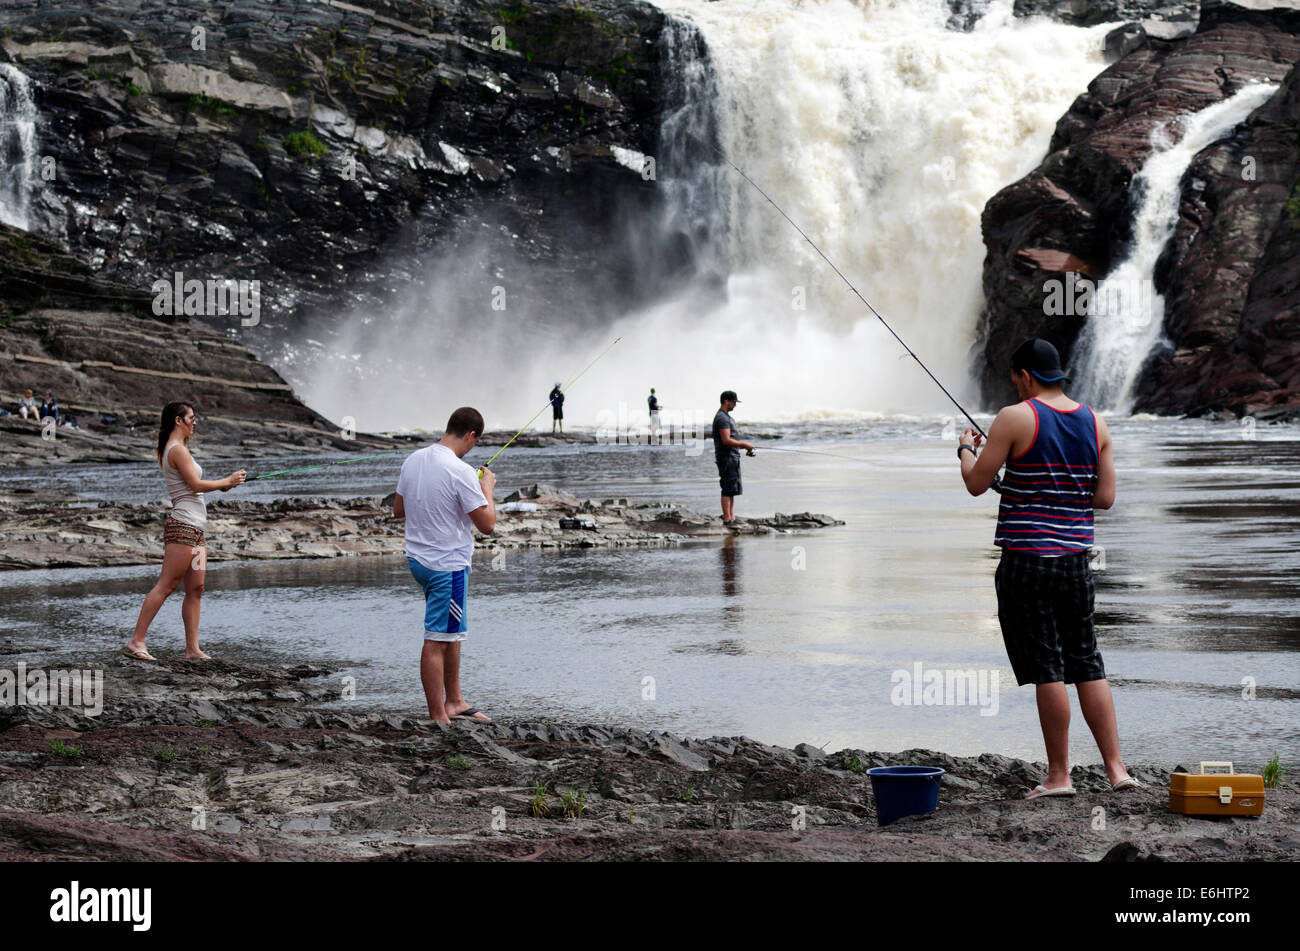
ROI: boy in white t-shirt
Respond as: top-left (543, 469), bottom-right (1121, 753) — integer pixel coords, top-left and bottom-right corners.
top-left (394, 407), bottom-right (496, 723)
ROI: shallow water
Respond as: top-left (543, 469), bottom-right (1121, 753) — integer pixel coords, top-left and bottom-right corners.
top-left (2, 417), bottom-right (1298, 767)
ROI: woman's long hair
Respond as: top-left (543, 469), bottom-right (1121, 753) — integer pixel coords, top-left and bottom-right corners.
top-left (156, 401), bottom-right (194, 464)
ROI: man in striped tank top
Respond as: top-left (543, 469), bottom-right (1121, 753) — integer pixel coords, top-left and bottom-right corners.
top-left (957, 339), bottom-right (1142, 799)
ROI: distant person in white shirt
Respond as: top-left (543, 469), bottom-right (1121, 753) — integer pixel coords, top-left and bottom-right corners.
top-left (393, 407), bottom-right (497, 724)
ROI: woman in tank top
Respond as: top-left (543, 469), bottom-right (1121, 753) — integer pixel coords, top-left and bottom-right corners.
top-left (124, 401), bottom-right (246, 661)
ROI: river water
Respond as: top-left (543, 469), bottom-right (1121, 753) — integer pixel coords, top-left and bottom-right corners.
top-left (2, 417), bottom-right (1297, 768)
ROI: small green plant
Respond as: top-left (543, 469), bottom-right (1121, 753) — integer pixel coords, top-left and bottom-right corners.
top-left (1285, 180), bottom-right (1300, 230)
top-left (186, 94), bottom-right (238, 117)
top-left (284, 130), bottom-right (328, 159)
top-left (680, 786), bottom-right (697, 803)
top-left (444, 754), bottom-right (472, 771)
top-left (841, 754), bottom-right (865, 774)
top-left (1262, 754), bottom-right (1283, 788)
top-left (499, 3), bottom-right (528, 24)
top-left (560, 788), bottom-right (587, 819)
top-left (529, 780), bottom-right (551, 818)
top-left (49, 738), bottom-right (83, 760)
top-left (195, 719), bottom-right (215, 728)
top-left (153, 747), bottom-right (178, 763)
top-left (621, 806), bottom-right (637, 824)
top-left (195, 746), bottom-right (210, 756)
top-left (124, 82), bottom-right (143, 96)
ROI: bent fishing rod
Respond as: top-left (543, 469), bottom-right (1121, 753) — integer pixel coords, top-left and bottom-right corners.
top-left (475, 328), bottom-right (634, 477)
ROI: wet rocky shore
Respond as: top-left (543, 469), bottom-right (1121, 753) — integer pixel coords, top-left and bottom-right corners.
top-left (0, 652), bottom-right (1292, 861)
top-left (0, 482), bottom-right (843, 570)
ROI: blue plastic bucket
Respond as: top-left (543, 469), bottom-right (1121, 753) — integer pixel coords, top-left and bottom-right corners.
top-left (867, 766), bottom-right (946, 827)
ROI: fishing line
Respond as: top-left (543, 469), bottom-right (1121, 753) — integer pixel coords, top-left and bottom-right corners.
top-left (698, 137), bottom-right (990, 440)
top-left (695, 137), bottom-right (1001, 491)
top-left (248, 451), bottom-right (405, 482)
top-left (477, 312), bottom-right (655, 476)
top-left (756, 446), bottom-right (879, 465)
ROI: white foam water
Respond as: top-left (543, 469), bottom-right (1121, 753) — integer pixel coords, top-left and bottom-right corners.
top-left (299, 0), bottom-right (1111, 431)
top-left (1073, 83), bottom-right (1279, 411)
top-left (0, 64), bottom-right (38, 231)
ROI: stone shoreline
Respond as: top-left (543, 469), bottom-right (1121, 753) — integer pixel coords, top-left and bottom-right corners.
top-left (0, 483), bottom-right (844, 570)
top-left (0, 652), bottom-right (1292, 861)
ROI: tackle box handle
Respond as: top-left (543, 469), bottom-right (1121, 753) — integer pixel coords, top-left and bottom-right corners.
top-left (1199, 761), bottom-right (1234, 774)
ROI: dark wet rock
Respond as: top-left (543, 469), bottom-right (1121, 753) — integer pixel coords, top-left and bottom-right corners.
top-left (502, 483), bottom-right (580, 505)
top-left (479, 432), bottom-right (597, 449)
top-left (1105, 19), bottom-right (1200, 60)
top-left (1013, 0), bottom-right (1200, 26)
top-left (1103, 840), bottom-right (1167, 861)
top-left (0, 226), bottom-right (406, 466)
top-left (1133, 53), bottom-right (1300, 417)
top-left (0, 0), bottom-right (687, 394)
top-left (976, 0), bottom-right (1300, 417)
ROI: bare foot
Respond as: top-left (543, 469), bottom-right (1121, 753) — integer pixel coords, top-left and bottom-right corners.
top-left (184, 651), bottom-right (212, 661)
top-left (446, 700), bottom-right (492, 722)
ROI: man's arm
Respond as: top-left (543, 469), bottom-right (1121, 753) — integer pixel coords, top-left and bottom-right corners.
top-left (467, 466), bottom-right (496, 534)
top-left (393, 492), bottom-right (405, 519)
top-left (718, 427), bottom-right (755, 452)
top-left (959, 405), bottom-right (1030, 496)
top-left (1093, 414), bottom-right (1116, 510)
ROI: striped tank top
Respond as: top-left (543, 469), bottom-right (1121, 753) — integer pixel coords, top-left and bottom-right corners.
top-left (994, 398), bottom-right (1099, 556)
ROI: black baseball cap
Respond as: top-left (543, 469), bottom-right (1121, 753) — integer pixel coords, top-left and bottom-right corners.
top-left (720, 390), bottom-right (740, 403)
top-left (1009, 339), bottom-right (1070, 384)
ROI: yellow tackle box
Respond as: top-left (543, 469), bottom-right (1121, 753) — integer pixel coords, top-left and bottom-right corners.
top-left (1169, 762), bottom-right (1265, 817)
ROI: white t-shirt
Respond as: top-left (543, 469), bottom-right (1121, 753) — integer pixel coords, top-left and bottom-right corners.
top-left (396, 444), bottom-right (487, 571)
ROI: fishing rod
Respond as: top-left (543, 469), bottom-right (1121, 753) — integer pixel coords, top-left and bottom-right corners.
top-left (476, 321), bottom-right (646, 477)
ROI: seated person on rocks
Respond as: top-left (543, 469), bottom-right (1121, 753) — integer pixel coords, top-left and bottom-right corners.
top-left (39, 391), bottom-right (59, 423)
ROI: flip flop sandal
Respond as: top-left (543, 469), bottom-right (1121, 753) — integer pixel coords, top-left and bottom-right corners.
top-left (121, 647), bottom-right (158, 662)
top-left (1025, 784), bottom-right (1076, 800)
top-left (1111, 777), bottom-right (1145, 791)
top-left (452, 708), bottom-right (491, 723)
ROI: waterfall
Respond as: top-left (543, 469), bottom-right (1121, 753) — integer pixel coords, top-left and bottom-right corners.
top-left (1073, 83), bottom-right (1279, 412)
top-left (633, 0), bottom-right (1113, 422)
top-left (654, 17), bottom-right (727, 287)
top-left (297, 0), bottom-right (1113, 431)
top-left (0, 63), bottom-right (38, 231)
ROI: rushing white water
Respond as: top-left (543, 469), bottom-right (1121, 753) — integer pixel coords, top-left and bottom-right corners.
top-left (298, 0), bottom-right (1113, 431)
top-left (0, 63), bottom-right (38, 231)
top-left (1073, 83), bottom-right (1280, 411)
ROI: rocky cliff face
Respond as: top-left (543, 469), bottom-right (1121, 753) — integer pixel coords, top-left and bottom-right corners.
top-left (976, 0), bottom-right (1300, 417)
top-left (0, 222), bottom-right (393, 466)
top-left (0, 0), bottom-right (681, 380)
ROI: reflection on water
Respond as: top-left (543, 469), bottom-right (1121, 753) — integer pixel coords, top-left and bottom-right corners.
top-left (1, 417), bottom-right (1298, 766)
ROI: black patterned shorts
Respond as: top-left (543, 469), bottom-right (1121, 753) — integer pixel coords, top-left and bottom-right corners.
top-left (717, 454), bottom-right (742, 496)
top-left (163, 516), bottom-right (205, 549)
top-left (994, 549), bottom-right (1105, 686)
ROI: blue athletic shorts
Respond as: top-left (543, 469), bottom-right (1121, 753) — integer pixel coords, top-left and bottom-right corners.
top-left (408, 557), bottom-right (468, 642)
